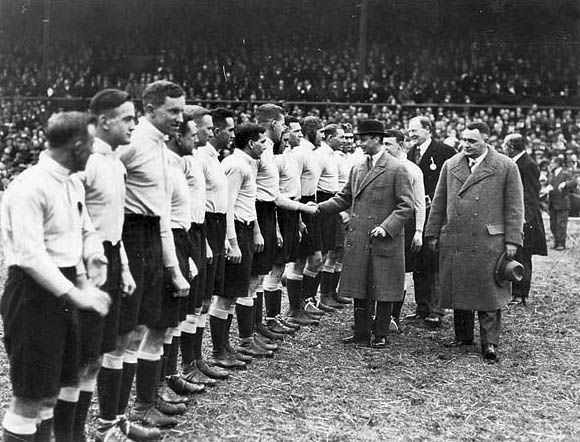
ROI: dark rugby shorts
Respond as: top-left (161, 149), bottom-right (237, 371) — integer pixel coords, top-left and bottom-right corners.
top-left (1, 266), bottom-right (79, 400)
top-left (204, 213), bottom-right (226, 302)
top-left (316, 191), bottom-right (339, 254)
top-left (223, 221), bottom-right (255, 299)
top-left (120, 214), bottom-right (163, 334)
top-left (79, 241), bottom-right (123, 364)
top-left (297, 195), bottom-right (322, 258)
top-left (153, 228), bottom-right (192, 329)
top-left (251, 200), bottom-right (277, 276)
top-left (187, 222), bottom-right (207, 313)
top-left (273, 207), bottom-right (300, 265)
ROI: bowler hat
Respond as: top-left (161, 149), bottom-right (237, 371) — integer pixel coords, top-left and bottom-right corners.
top-left (355, 119), bottom-right (386, 136)
top-left (494, 251), bottom-right (524, 287)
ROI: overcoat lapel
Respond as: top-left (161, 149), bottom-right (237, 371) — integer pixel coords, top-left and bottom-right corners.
top-left (458, 151), bottom-right (496, 196)
top-left (355, 153), bottom-right (387, 198)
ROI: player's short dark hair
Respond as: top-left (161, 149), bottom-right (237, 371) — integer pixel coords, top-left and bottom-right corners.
top-left (234, 123), bottom-right (265, 149)
top-left (467, 122), bottom-right (491, 137)
top-left (89, 89), bottom-right (131, 116)
top-left (285, 116), bottom-right (300, 125)
top-left (213, 108), bottom-right (234, 129)
top-left (142, 80), bottom-right (184, 109)
top-left (256, 104), bottom-right (284, 124)
top-left (46, 111), bottom-right (95, 149)
top-left (384, 129), bottom-right (405, 143)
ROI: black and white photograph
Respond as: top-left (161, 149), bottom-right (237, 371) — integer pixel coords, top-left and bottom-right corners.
top-left (0, 0), bottom-right (579, 440)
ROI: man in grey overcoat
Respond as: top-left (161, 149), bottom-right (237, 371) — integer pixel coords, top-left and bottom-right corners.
top-left (314, 120), bottom-right (414, 348)
top-left (425, 122), bottom-right (524, 362)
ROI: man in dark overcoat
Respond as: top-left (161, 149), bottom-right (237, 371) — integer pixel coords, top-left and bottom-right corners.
top-left (546, 156), bottom-right (576, 250)
top-left (406, 116), bottom-right (456, 327)
top-left (314, 120), bottom-right (414, 348)
top-left (503, 134), bottom-right (547, 305)
top-left (425, 122), bottom-right (524, 362)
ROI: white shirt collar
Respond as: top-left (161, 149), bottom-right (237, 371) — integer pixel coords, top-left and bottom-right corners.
top-left (369, 149), bottom-right (384, 165)
top-left (137, 116), bottom-right (166, 143)
top-left (469, 147), bottom-right (489, 169)
top-left (38, 151), bottom-right (71, 180)
top-left (512, 151), bottom-right (525, 163)
top-left (93, 137), bottom-right (114, 155)
top-left (419, 138), bottom-right (431, 155)
top-left (201, 142), bottom-right (218, 158)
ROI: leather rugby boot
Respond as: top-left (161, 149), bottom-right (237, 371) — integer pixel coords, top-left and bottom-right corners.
top-left (166, 375), bottom-right (205, 395)
top-left (253, 333), bottom-right (279, 351)
top-left (95, 424), bottom-right (133, 442)
top-left (320, 294), bottom-right (343, 309)
top-left (159, 383), bottom-right (190, 404)
top-left (266, 318), bottom-right (296, 335)
top-left (333, 293), bottom-right (352, 304)
top-left (256, 322), bottom-right (285, 341)
top-left (225, 345), bottom-right (253, 363)
top-left (276, 315), bottom-right (300, 331)
top-left (155, 398), bottom-right (186, 416)
top-left (196, 359), bottom-right (230, 379)
top-left (209, 352), bottom-right (247, 370)
top-left (286, 310), bottom-right (320, 326)
top-left (239, 339), bottom-right (274, 358)
top-left (133, 404), bottom-right (177, 428)
top-left (304, 300), bottom-right (324, 317)
top-left (181, 364), bottom-right (218, 387)
top-left (116, 416), bottom-right (161, 441)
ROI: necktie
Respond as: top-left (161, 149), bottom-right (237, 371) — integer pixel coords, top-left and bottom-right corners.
top-left (366, 155), bottom-right (373, 170)
top-left (414, 148), bottom-right (422, 165)
top-left (468, 158), bottom-right (476, 173)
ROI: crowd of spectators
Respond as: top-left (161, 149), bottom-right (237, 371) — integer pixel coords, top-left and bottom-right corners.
top-left (2, 95), bottom-right (580, 193)
top-left (2, 37), bottom-right (579, 106)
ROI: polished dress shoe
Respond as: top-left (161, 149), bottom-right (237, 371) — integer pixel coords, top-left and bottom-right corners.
top-left (482, 344), bottom-right (498, 362)
top-left (424, 315), bottom-right (442, 328)
top-left (196, 359), bottom-right (230, 379)
top-left (333, 293), bottom-right (352, 304)
top-left (133, 404), bottom-right (177, 428)
top-left (444, 339), bottom-right (474, 348)
top-left (508, 296), bottom-right (526, 306)
top-left (116, 416), bottom-right (161, 441)
top-left (342, 335), bottom-right (370, 346)
top-left (239, 340), bottom-right (274, 358)
top-left (371, 335), bottom-right (387, 349)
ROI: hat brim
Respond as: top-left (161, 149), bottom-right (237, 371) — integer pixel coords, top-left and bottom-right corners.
top-left (494, 251), bottom-right (524, 287)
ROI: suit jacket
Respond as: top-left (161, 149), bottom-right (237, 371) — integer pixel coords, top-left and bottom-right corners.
top-left (425, 149), bottom-right (524, 311)
top-left (548, 168), bottom-right (576, 211)
top-left (407, 139), bottom-right (456, 202)
top-left (516, 153), bottom-right (547, 255)
top-left (318, 152), bottom-right (413, 302)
